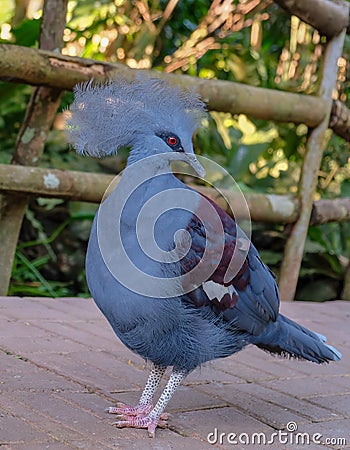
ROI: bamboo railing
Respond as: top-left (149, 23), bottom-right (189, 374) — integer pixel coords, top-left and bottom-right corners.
top-left (0, 0), bottom-right (349, 300)
top-left (1, 163), bottom-right (350, 224)
top-left (0, 0), bottom-right (68, 295)
top-left (279, 29), bottom-right (346, 300)
top-left (1, 44), bottom-right (349, 137)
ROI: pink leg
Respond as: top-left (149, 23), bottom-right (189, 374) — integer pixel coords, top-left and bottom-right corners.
top-left (106, 365), bottom-right (166, 418)
top-left (114, 369), bottom-right (187, 437)
top-left (107, 402), bottom-right (153, 417)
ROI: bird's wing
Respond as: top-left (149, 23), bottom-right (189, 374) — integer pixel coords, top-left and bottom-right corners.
top-left (181, 194), bottom-right (280, 336)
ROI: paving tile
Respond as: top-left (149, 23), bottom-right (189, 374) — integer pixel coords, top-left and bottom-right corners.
top-left (223, 381), bottom-right (344, 422)
top-left (0, 444), bottom-right (75, 450)
top-left (25, 351), bottom-right (144, 393)
top-left (98, 430), bottom-right (216, 450)
top-left (194, 382), bottom-right (311, 430)
top-left (0, 409), bottom-right (53, 444)
top-left (306, 393), bottom-right (350, 417)
top-left (0, 298), bottom-right (75, 322)
top-left (185, 363), bottom-right (244, 385)
top-left (260, 375), bottom-right (350, 399)
top-left (69, 348), bottom-right (147, 384)
top-left (1, 297), bottom-right (349, 449)
top-left (33, 320), bottom-right (121, 356)
top-left (114, 383), bottom-right (229, 414)
top-left (235, 348), bottom-right (319, 378)
top-left (0, 352), bottom-right (83, 393)
top-left (2, 333), bottom-right (91, 355)
top-left (287, 359), bottom-right (350, 376)
top-left (0, 320), bottom-right (49, 339)
top-left (9, 390), bottom-right (116, 438)
top-left (295, 419), bottom-right (350, 449)
top-left (0, 392), bottom-right (85, 442)
top-left (211, 356), bottom-right (278, 383)
top-left (170, 406), bottom-right (276, 449)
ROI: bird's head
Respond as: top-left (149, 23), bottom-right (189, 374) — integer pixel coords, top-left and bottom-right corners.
top-left (65, 77), bottom-right (206, 177)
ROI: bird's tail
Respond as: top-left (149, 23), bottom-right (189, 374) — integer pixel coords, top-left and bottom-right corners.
top-left (251, 314), bottom-right (342, 364)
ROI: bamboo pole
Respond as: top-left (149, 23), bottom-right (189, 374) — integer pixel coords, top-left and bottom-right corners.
top-left (0, 164), bottom-right (115, 204)
top-left (0, 44), bottom-right (328, 127)
top-left (0, 0), bottom-right (68, 296)
top-left (330, 100), bottom-right (350, 142)
top-left (279, 29), bottom-right (347, 302)
top-left (341, 262), bottom-right (350, 300)
top-left (274, 0), bottom-right (349, 38)
top-left (1, 164), bottom-right (350, 225)
top-left (0, 164), bottom-right (298, 222)
top-left (193, 186), bottom-right (299, 223)
top-left (310, 197), bottom-right (350, 225)
top-left (2, 44), bottom-right (350, 140)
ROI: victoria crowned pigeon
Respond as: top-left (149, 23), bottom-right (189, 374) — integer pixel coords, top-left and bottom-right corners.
top-left (66, 77), bottom-right (342, 437)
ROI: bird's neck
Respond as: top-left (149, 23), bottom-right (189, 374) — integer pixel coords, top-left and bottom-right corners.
top-left (127, 138), bottom-right (167, 166)
top-left (125, 142), bottom-right (180, 196)
top-left (119, 154), bottom-right (181, 211)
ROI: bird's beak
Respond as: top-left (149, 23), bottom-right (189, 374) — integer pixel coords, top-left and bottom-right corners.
top-left (183, 153), bottom-right (206, 178)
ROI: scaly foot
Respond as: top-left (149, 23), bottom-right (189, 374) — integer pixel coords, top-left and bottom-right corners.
top-left (106, 401), bottom-right (153, 417)
top-left (113, 414), bottom-right (167, 438)
top-left (106, 401), bottom-right (168, 436)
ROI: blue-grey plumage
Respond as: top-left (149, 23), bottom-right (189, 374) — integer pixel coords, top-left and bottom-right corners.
top-left (66, 77), bottom-right (342, 437)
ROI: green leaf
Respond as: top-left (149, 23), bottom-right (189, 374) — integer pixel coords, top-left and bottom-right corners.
top-left (12, 18), bottom-right (40, 47)
top-left (14, 252), bottom-right (57, 297)
top-left (228, 142), bottom-right (269, 178)
top-left (341, 180), bottom-right (350, 197)
top-left (259, 250), bottom-right (283, 265)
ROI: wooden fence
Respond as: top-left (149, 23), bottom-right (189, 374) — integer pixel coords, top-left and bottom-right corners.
top-left (0, 0), bottom-right (349, 301)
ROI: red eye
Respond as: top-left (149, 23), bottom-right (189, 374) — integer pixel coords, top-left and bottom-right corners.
top-left (167, 136), bottom-right (177, 146)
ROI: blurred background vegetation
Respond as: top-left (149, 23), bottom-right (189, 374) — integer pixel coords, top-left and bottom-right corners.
top-left (0, 0), bottom-right (349, 300)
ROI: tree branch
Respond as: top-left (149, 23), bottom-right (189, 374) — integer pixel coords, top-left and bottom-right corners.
top-left (274, 0), bottom-right (349, 38)
top-left (1, 164), bottom-right (349, 225)
top-left (0, 0), bottom-right (68, 296)
top-left (278, 29), bottom-right (346, 301)
top-left (310, 197), bottom-right (350, 224)
top-left (341, 260), bottom-right (350, 300)
top-left (330, 99), bottom-right (350, 142)
top-left (0, 44), bottom-right (328, 127)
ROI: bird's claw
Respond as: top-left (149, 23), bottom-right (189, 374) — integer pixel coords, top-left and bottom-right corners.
top-left (106, 402), bottom-right (168, 434)
top-left (113, 415), bottom-right (168, 437)
top-left (106, 401), bottom-right (153, 417)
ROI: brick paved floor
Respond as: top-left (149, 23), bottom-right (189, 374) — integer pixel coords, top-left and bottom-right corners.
top-left (0, 297), bottom-right (349, 450)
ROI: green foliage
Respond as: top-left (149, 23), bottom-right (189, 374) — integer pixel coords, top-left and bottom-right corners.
top-left (294, 223), bottom-right (347, 300)
top-left (1, 0), bottom-right (349, 300)
top-left (10, 251), bottom-right (71, 297)
top-left (9, 203), bottom-right (96, 297)
top-left (0, 83), bottom-right (32, 162)
top-left (11, 18), bottom-right (40, 46)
